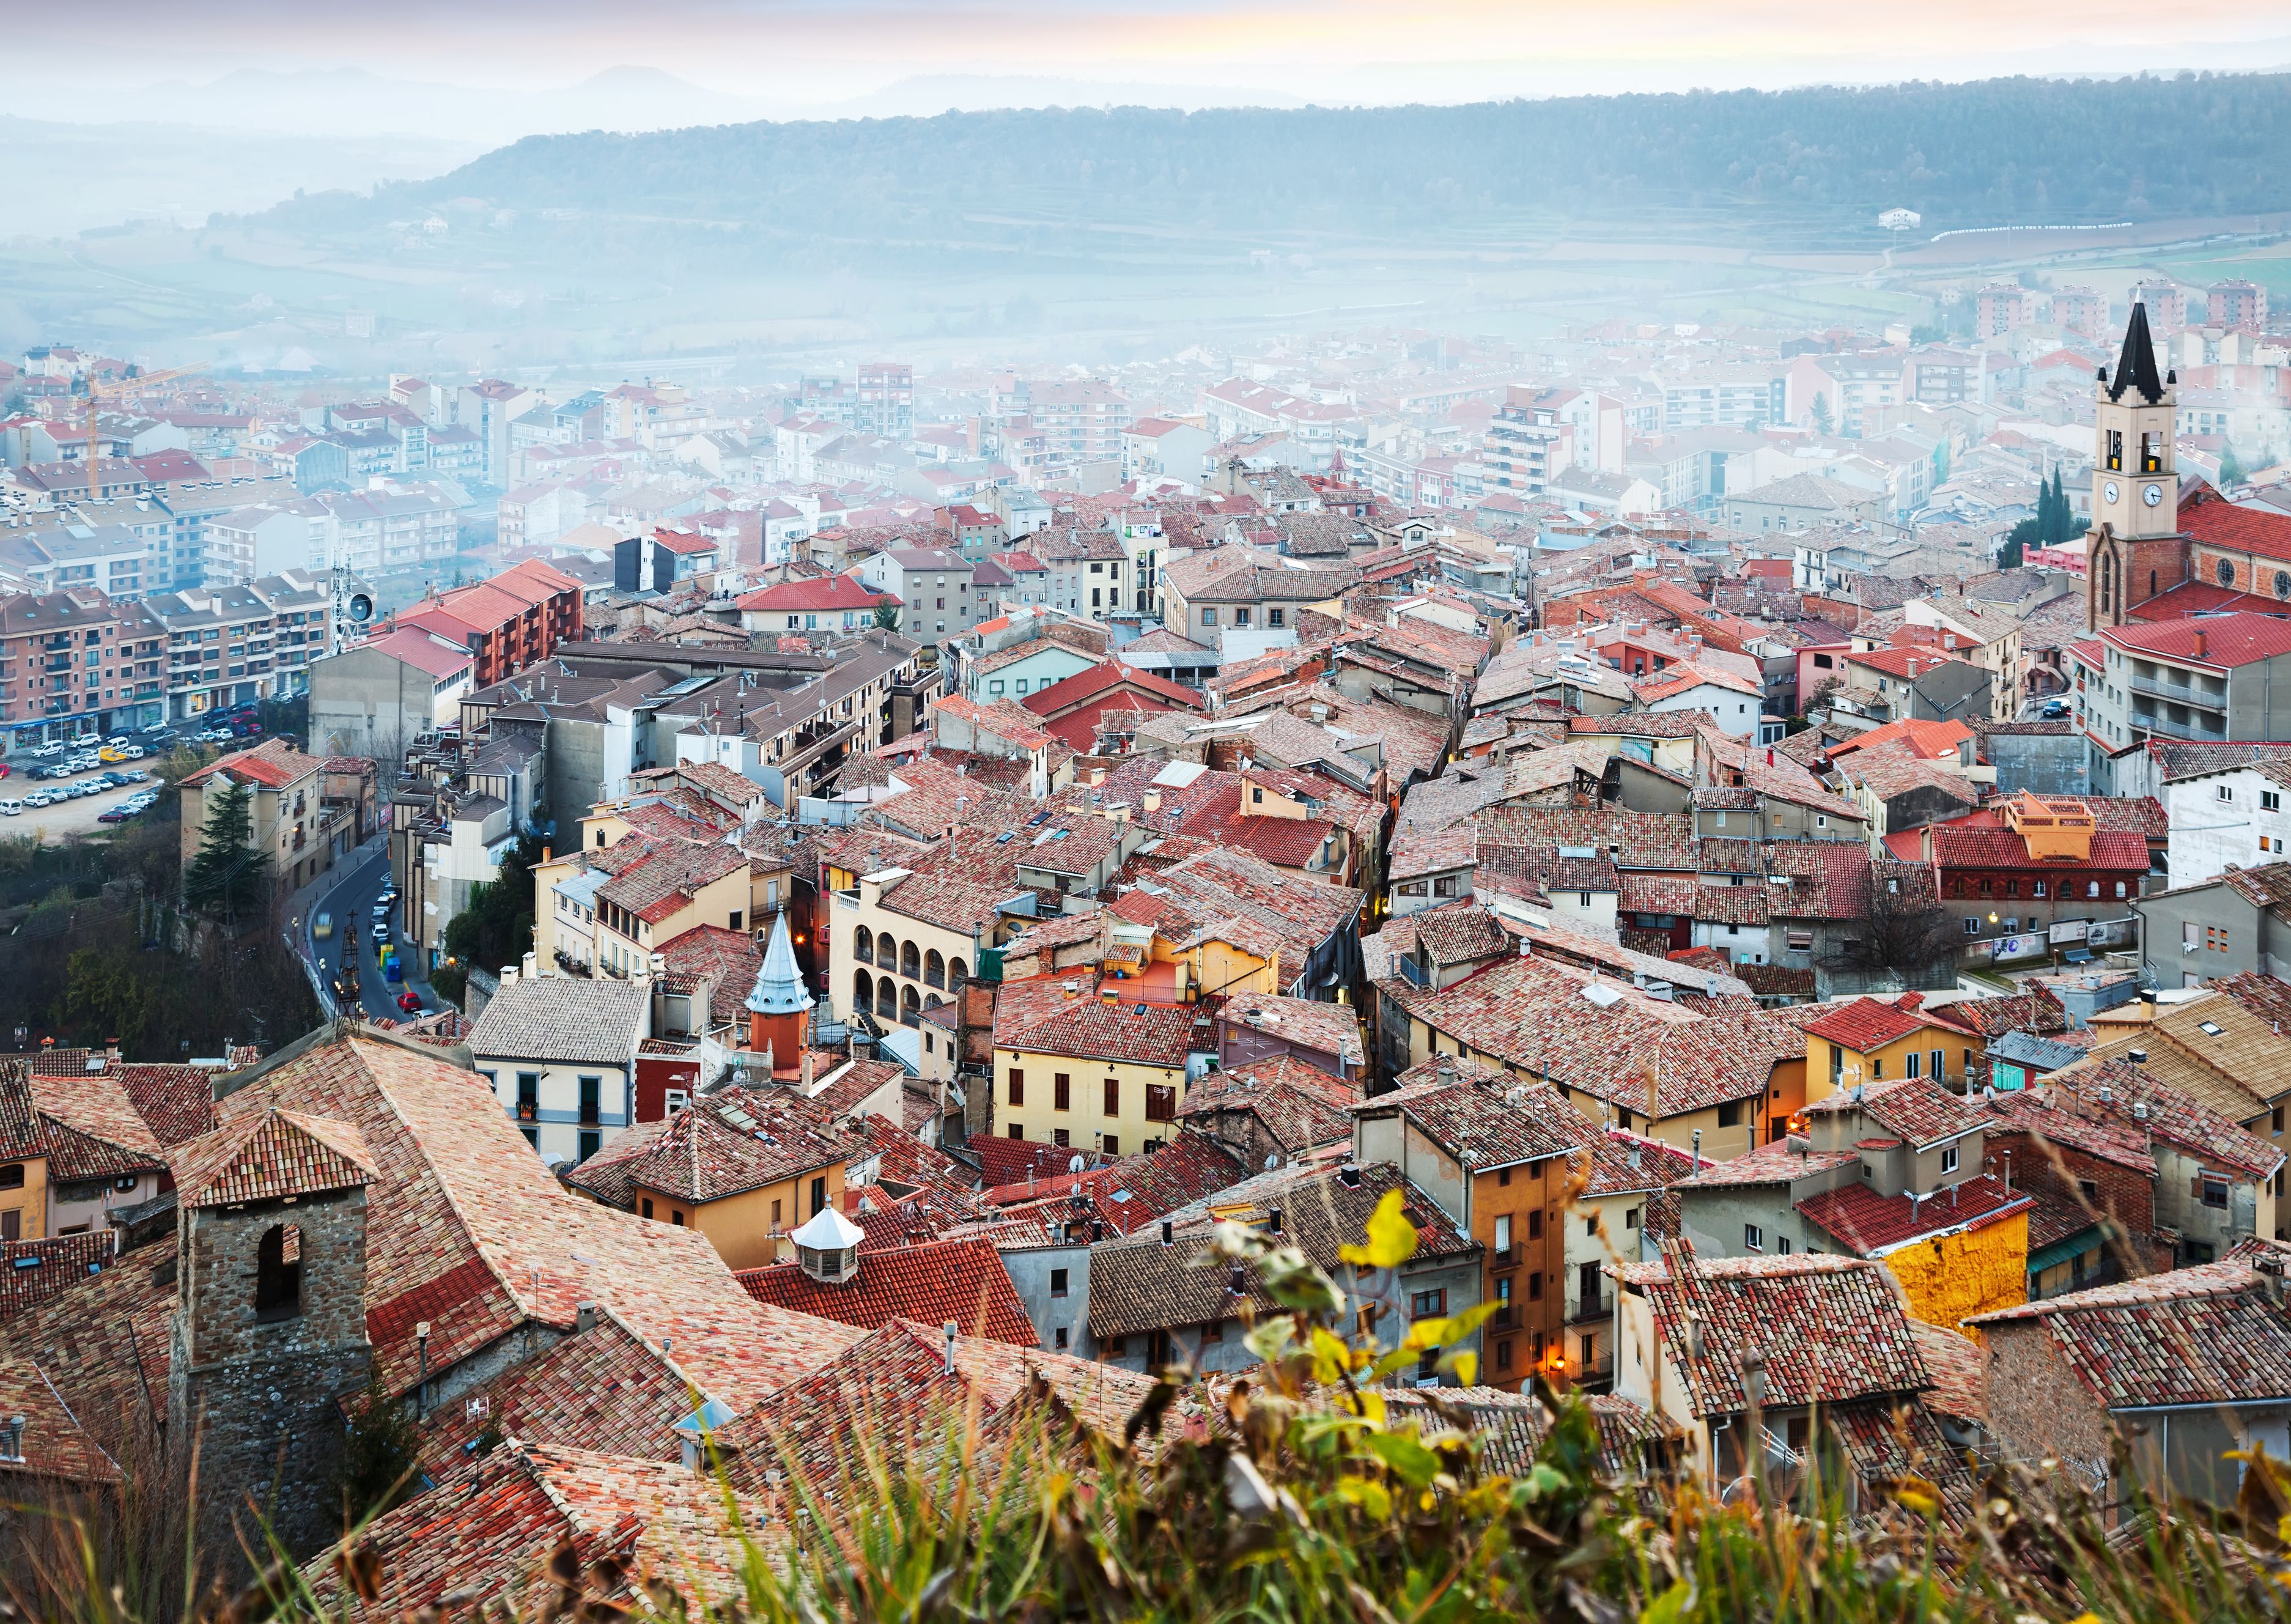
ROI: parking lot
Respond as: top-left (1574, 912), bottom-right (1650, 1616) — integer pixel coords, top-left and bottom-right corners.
top-left (1, 742), bottom-right (167, 844)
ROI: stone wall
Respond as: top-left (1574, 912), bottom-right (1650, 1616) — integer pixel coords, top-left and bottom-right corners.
top-left (168, 1186), bottom-right (372, 1571)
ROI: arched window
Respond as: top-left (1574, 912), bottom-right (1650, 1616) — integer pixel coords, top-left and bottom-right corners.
top-left (925, 949), bottom-right (945, 989)
top-left (2100, 557), bottom-right (2113, 612)
top-left (877, 936), bottom-right (898, 978)
top-left (853, 925), bottom-right (874, 965)
top-left (256, 1223), bottom-right (303, 1320)
top-left (2219, 558), bottom-right (2237, 587)
top-left (901, 984), bottom-right (921, 1026)
top-left (950, 956), bottom-right (968, 985)
top-left (876, 980), bottom-right (897, 1019)
top-left (901, 940), bottom-right (920, 980)
top-left (925, 992), bottom-right (945, 1011)
top-left (852, 969), bottom-right (873, 1017)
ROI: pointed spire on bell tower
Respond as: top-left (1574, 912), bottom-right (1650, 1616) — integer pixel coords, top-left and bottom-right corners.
top-left (747, 911), bottom-right (813, 1018)
top-left (2105, 302), bottom-right (2167, 406)
top-left (746, 911), bottom-right (813, 1069)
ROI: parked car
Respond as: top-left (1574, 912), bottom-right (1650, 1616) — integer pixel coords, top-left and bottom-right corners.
top-left (0, 800), bottom-right (20, 816)
top-left (371, 922), bottom-right (390, 942)
top-left (97, 808), bottom-right (131, 824)
top-left (23, 792), bottom-right (54, 809)
top-left (0, 764), bottom-right (10, 780)
top-left (396, 991), bottom-right (422, 1013)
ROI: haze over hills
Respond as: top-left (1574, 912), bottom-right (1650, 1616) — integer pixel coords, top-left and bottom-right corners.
top-left (1, 64), bottom-right (1311, 149)
top-left (263, 72), bottom-right (2291, 249)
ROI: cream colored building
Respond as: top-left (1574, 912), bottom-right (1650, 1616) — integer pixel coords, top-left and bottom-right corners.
top-left (992, 981), bottom-right (1199, 1159)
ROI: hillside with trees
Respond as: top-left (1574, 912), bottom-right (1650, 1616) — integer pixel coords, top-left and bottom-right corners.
top-left (268, 72), bottom-right (2290, 244)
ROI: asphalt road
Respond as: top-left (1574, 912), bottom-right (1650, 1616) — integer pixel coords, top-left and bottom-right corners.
top-left (303, 843), bottom-right (432, 1022)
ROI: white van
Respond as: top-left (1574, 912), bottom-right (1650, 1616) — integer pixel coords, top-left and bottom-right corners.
top-left (0, 799), bottom-right (20, 816)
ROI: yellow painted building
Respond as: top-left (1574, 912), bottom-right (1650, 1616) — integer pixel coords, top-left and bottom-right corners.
top-left (0, 1140), bottom-right (48, 1242)
top-left (1802, 995), bottom-right (1983, 1105)
top-left (1875, 1211), bottom-right (2029, 1330)
top-left (993, 984), bottom-right (1198, 1158)
top-left (633, 1159), bottom-right (849, 1272)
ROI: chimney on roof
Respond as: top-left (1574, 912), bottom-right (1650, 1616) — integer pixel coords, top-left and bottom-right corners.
top-left (2194, 629), bottom-right (2207, 660)
top-left (943, 1320), bottom-right (957, 1374)
top-left (1159, 1220), bottom-right (1174, 1247)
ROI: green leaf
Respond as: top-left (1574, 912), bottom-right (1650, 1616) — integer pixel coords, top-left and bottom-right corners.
top-left (1338, 1189), bottom-right (1419, 1270)
top-left (1366, 1430), bottom-right (1442, 1489)
top-left (1244, 1318), bottom-right (1297, 1367)
top-left (1334, 1475), bottom-right (1392, 1519)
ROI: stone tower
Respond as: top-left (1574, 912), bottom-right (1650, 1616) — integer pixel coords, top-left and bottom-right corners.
top-left (168, 1108), bottom-right (376, 1569)
top-left (745, 909), bottom-right (814, 1077)
top-left (2085, 303), bottom-right (2188, 630)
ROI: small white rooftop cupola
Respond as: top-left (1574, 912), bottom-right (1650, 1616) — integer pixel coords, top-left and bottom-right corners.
top-left (790, 1204), bottom-right (865, 1283)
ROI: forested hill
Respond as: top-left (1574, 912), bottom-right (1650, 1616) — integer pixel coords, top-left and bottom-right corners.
top-left (270, 72), bottom-right (2288, 239)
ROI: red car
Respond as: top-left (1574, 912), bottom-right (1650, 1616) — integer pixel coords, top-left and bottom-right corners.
top-left (396, 991), bottom-right (423, 1013)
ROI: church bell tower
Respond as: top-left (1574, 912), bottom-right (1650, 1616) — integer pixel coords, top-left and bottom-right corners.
top-left (2086, 302), bottom-right (2187, 630)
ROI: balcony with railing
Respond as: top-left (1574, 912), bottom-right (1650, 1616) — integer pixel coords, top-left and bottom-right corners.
top-left (2129, 670), bottom-right (2226, 708)
top-left (1568, 1291), bottom-right (1613, 1326)
top-left (2131, 709), bottom-right (2227, 742)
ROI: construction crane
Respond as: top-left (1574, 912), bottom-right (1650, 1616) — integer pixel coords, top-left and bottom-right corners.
top-left (78, 361), bottom-right (206, 502)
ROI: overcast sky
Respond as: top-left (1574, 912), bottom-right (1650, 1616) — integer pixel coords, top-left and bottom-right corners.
top-left (7, 0), bottom-right (2287, 123)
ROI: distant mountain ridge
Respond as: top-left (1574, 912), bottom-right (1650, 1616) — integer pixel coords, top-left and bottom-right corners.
top-left (265, 72), bottom-right (2290, 240)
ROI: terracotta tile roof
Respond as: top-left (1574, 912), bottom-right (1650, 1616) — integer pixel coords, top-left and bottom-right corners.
top-left (309, 1441), bottom-right (770, 1620)
top-left (211, 1033), bottom-right (857, 1406)
top-left (1369, 1054), bottom-right (1597, 1170)
top-left (997, 995), bottom-right (1198, 1068)
top-left (1614, 1246), bottom-right (1932, 1417)
top-left (1178, 1055), bottom-right (1361, 1154)
top-left (0, 1061), bottom-right (42, 1162)
top-left (114, 1063), bottom-right (218, 1146)
top-left (1965, 1245), bottom-right (2291, 1409)
top-left (2098, 610), bottom-right (2291, 670)
top-left (1414, 904), bottom-right (1513, 967)
top-left (1941, 984), bottom-right (2069, 1039)
top-left (655, 924), bottom-right (761, 1030)
top-left (1086, 1162), bottom-right (1475, 1342)
top-left (1385, 950), bottom-right (1804, 1118)
top-left (1802, 995), bottom-right (1974, 1054)
top-left (596, 840), bottom-right (751, 925)
top-left (0, 1347), bottom-right (119, 1486)
top-left (0, 1237), bottom-right (172, 1466)
top-left (714, 1319), bottom-right (1162, 1489)
top-left (2044, 1057), bottom-right (2282, 1182)
top-left (963, 1134), bottom-right (1085, 1190)
top-left (1123, 844), bottom-right (1363, 989)
top-left (172, 1108), bottom-right (377, 1208)
top-left (1216, 989), bottom-right (1365, 1067)
top-left (412, 1308), bottom-right (742, 1473)
top-left (27, 1068), bottom-right (168, 1181)
top-left (0, 1230), bottom-right (116, 1326)
top-left (1975, 1086), bottom-right (2158, 1176)
top-left (566, 1087), bottom-right (860, 1207)
top-left (1677, 1139), bottom-right (1861, 1189)
top-left (1803, 1076), bottom-right (1983, 1150)
top-left (1574, 1127), bottom-right (1703, 1198)
top-left (1796, 1173), bottom-right (2031, 1255)
top-left (991, 1132), bottom-right (1248, 1238)
top-left (735, 1235), bottom-right (1038, 1345)
top-left (178, 737), bottom-right (314, 791)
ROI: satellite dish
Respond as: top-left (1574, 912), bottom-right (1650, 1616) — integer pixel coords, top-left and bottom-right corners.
top-left (347, 592), bottom-right (374, 624)
top-left (1067, 1154), bottom-right (1085, 1174)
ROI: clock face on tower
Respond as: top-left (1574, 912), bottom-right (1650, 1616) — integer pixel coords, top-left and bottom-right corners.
top-left (2144, 484), bottom-right (2164, 507)
top-left (2104, 481), bottom-right (2120, 505)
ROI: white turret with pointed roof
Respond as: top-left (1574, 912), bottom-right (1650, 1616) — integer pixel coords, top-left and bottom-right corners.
top-left (791, 1203), bottom-right (865, 1282)
top-left (747, 912), bottom-right (813, 1016)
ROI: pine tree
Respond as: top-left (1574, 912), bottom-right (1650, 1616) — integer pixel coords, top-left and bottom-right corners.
top-left (1807, 393), bottom-right (1833, 435)
top-left (183, 776), bottom-right (261, 920)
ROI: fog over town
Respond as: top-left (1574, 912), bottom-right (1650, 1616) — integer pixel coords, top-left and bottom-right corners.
top-left (4, 1), bottom-right (2291, 1606)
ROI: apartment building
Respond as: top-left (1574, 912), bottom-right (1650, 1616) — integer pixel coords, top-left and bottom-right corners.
top-left (1651, 363), bottom-right (1784, 430)
top-left (178, 737), bottom-right (357, 893)
top-left (855, 546), bottom-right (979, 652)
top-left (853, 361), bottom-right (915, 440)
top-left (2075, 615), bottom-right (2291, 795)
top-left (0, 589), bottom-right (164, 747)
top-left (393, 556), bottom-right (584, 688)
